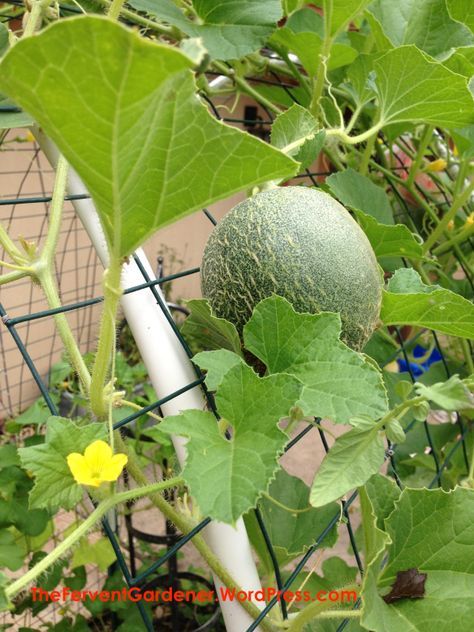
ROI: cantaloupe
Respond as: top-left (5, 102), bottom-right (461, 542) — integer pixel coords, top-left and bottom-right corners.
top-left (201, 186), bottom-right (382, 350)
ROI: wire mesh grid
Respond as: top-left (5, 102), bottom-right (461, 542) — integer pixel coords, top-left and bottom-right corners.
top-left (0, 54), bottom-right (472, 632)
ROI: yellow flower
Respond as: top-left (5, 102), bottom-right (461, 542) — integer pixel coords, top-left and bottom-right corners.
top-left (67, 440), bottom-right (128, 487)
top-left (466, 212), bottom-right (474, 226)
top-left (447, 219), bottom-right (455, 230)
top-left (426, 158), bottom-right (447, 172)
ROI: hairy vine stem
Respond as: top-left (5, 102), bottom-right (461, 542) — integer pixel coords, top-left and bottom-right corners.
top-left (5, 476), bottom-right (184, 602)
top-left (35, 155), bottom-right (92, 393)
top-left (90, 258), bottom-right (123, 419)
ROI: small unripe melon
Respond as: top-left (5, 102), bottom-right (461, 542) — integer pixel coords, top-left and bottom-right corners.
top-left (201, 186), bottom-right (382, 350)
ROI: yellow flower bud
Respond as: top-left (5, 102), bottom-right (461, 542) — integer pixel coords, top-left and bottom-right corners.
top-left (426, 158), bottom-right (447, 172)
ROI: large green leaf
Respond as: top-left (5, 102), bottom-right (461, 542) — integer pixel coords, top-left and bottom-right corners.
top-left (326, 169), bottom-right (423, 259)
top-left (244, 296), bottom-right (388, 423)
top-left (19, 417), bottom-right (106, 510)
top-left (129, 0), bottom-right (282, 59)
top-left (361, 488), bottom-right (474, 632)
top-left (0, 17), bottom-right (296, 259)
top-left (271, 104), bottom-right (325, 169)
top-left (356, 212), bottom-right (424, 260)
top-left (159, 363), bottom-right (302, 523)
top-left (447, 0), bottom-right (474, 33)
top-left (327, 168), bottom-right (394, 224)
top-left (374, 46), bottom-right (474, 128)
top-left (367, 0), bottom-right (473, 57)
top-left (193, 349), bottom-right (245, 390)
top-left (310, 426), bottom-right (386, 507)
top-left (381, 269), bottom-right (474, 340)
top-left (244, 469), bottom-right (339, 572)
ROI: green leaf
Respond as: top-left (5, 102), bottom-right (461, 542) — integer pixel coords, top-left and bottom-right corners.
top-left (374, 45), bottom-right (474, 128)
top-left (443, 46), bottom-right (474, 77)
top-left (271, 104), bottom-right (325, 169)
top-left (181, 299), bottom-right (243, 355)
top-left (361, 488), bottom-right (474, 632)
top-left (0, 444), bottom-right (20, 468)
top-left (159, 363), bottom-right (302, 523)
top-left (452, 125), bottom-right (474, 158)
top-left (0, 17), bottom-right (296, 259)
top-left (0, 530), bottom-right (24, 571)
top-left (130, 0), bottom-right (282, 59)
top-left (245, 470), bottom-right (339, 572)
top-left (415, 375), bottom-right (474, 410)
top-left (387, 269), bottom-right (437, 294)
top-left (385, 419), bottom-right (406, 444)
top-left (359, 484), bottom-right (390, 567)
top-left (345, 54), bottom-right (378, 108)
top-left (355, 211), bottom-right (424, 260)
top-left (244, 296), bottom-right (388, 423)
top-left (447, 0), bottom-right (474, 33)
top-left (323, 0), bottom-right (372, 38)
top-left (310, 426), bottom-right (386, 507)
top-left (0, 23), bottom-right (9, 57)
top-left (71, 536), bottom-right (116, 571)
top-left (364, 473), bottom-right (401, 530)
top-left (366, 0), bottom-right (473, 57)
top-left (193, 349), bottom-right (245, 390)
top-left (19, 417), bottom-right (106, 510)
top-left (381, 271), bottom-right (474, 340)
top-left (327, 168), bottom-right (394, 224)
top-left (271, 28), bottom-right (357, 75)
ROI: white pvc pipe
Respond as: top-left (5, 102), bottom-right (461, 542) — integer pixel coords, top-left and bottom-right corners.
top-left (37, 131), bottom-right (263, 632)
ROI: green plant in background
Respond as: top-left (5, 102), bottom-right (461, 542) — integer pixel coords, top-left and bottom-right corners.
top-left (0, 1), bottom-right (473, 630)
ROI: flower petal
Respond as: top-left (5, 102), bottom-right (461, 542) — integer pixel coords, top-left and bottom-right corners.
top-left (100, 453), bottom-right (128, 482)
top-left (67, 453), bottom-right (90, 484)
top-left (84, 440), bottom-right (112, 473)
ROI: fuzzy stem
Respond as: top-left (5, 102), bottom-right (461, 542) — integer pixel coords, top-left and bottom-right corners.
top-left (38, 269), bottom-right (92, 393)
top-left (461, 339), bottom-right (474, 376)
top-left (406, 125), bottom-right (434, 188)
top-left (326, 123), bottom-right (383, 146)
top-left (0, 223), bottom-right (28, 264)
top-left (5, 477), bottom-right (184, 601)
top-left (432, 222), bottom-right (474, 255)
top-left (309, 37), bottom-right (332, 118)
top-left (288, 586), bottom-right (360, 632)
top-left (22, 0), bottom-right (44, 38)
top-left (423, 179), bottom-right (474, 252)
top-left (35, 155), bottom-right (91, 393)
top-left (90, 259), bottom-right (123, 419)
top-left (0, 269), bottom-right (30, 285)
top-left (107, 0), bottom-right (126, 20)
top-left (359, 131), bottom-right (377, 175)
